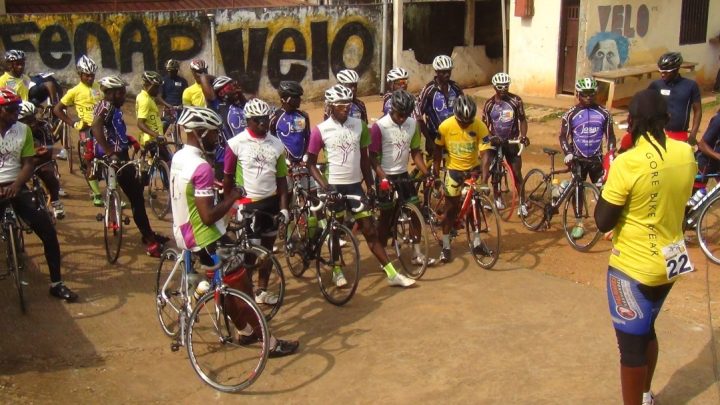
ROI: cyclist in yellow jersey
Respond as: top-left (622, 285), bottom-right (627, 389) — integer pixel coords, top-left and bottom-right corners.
top-left (54, 55), bottom-right (104, 206)
top-left (433, 95), bottom-right (490, 263)
top-left (0, 50), bottom-right (32, 101)
top-left (182, 59), bottom-right (214, 108)
top-left (136, 71), bottom-right (171, 163)
top-left (595, 90), bottom-right (696, 405)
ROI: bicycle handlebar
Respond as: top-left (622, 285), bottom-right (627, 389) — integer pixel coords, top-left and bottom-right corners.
top-left (316, 191), bottom-right (366, 213)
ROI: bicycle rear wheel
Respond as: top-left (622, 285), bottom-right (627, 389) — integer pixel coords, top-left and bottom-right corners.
top-left (422, 181), bottom-right (445, 250)
top-left (562, 182), bottom-right (602, 251)
top-left (697, 194), bottom-right (720, 264)
top-left (393, 202), bottom-right (429, 279)
top-left (244, 245), bottom-right (285, 322)
top-left (520, 168), bottom-right (550, 231)
top-left (284, 208), bottom-right (311, 277)
top-left (492, 161), bottom-right (518, 222)
top-left (7, 223), bottom-right (26, 313)
top-left (104, 190), bottom-right (123, 263)
top-left (466, 194), bottom-right (501, 269)
top-left (61, 123), bottom-right (73, 174)
top-left (316, 223), bottom-right (360, 306)
top-left (148, 160), bottom-right (171, 220)
top-left (186, 287), bottom-right (270, 393)
top-left (155, 248), bottom-right (184, 337)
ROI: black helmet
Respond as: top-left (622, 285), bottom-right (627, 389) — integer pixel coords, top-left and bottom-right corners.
top-left (453, 95), bottom-right (477, 123)
top-left (390, 90), bottom-right (415, 115)
top-left (657, 52), bottom-right (682, 71)
top-left (278, 81), bottom-right (304, 98)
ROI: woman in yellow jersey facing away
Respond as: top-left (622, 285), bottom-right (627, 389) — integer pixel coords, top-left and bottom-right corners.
top-left (595, 89), bottom-right (696, 405)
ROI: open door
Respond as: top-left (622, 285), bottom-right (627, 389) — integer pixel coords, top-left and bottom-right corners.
top-left (558, 0), bottom-right (580, 94)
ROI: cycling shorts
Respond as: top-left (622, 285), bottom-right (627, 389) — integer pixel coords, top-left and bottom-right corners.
top-left (239, 195), bottom-right (280, 239)
top-left (606, 266), bottom-right (673, 335)
top-left (377, 172), bottom-right (419, 210)
top-left (575, 156), bottom-right (604, 185)
top-left (444, 168), bottom-right (478, 198)
top-left (330, 182), bottom-right (372, 220)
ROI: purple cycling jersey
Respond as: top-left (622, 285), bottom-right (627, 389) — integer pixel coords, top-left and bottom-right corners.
top-left (270, 108), bottom-right (310, 162)
top-left (559, 104), bottom-right (615, 158)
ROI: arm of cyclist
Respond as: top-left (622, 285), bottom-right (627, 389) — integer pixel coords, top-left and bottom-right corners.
top-left (137, 117), bottom-right (163, 140)
top-left (368, 121), bottom-right (388, 182)
top-left (1, 128), bottom-right (35, 198)
top-left (221, 144), bottom-right (238, 197)
top-left (306, 153), bottom-right (329, 191)
top-left (559, 111), bottom-right (574, 164)
top-left (53, 101), bottom-right (78, 128)
top-left (689, 100), bottom-right (702, 146)
top-left (91, 107), bottom-right (114, 159)
top-left (595, 197), bottom-right (623, 233)
top-left (198, 73), bottom-right (216, 104)
top-left (359, 123), bottom-right (375, 196)
top-left (276, 154), bottom-right (290, 223)
top-left (197, 183), bottom-right (244, 226)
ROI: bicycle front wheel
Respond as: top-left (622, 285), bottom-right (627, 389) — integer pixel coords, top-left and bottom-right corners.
top-left (520, 168), bottom-right (550, 230)
top-left (104, 190), bottom-right (123, 263)
top-left (562, 182), bottom-right (602, 251)
top-left (697, 194), bottom-right (720, 264)
top-left (316, 223), bottom-right (360, 306)
top-left (148, 160), bottom-right (171, 220)
top-left (284, 208), bottom-right (311, 277)
top-left (493, 161), bottom-right (519, 222)
top-left (62, 123), bottom-right (73, 174)
top-left (155, 248), bottom-right (183, 337)
top-left (186, 287), bottom-right (270, 393)
top-left (393, 202), bottom-right (429, 280)
top-left (244, 245), bottom-right (285, 322)
top-left (466, 194), bottom-right (501, 269)
top-left (7, 223), bottom-right (26, 313)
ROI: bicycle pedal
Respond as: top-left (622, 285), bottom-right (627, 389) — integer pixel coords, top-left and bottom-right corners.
top-left (170, 342), bottom-right (180, 352)
top-left (123, 216), bottom-right (131, 225)
top-left (95, 213), bottom-right (104, 221)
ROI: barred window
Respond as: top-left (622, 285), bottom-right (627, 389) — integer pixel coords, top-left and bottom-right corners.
top-left (679, 0), bottom-right (709, 45)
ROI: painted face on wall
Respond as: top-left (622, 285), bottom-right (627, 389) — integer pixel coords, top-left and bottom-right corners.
top-left (590, 39), bottom-right (620, 72)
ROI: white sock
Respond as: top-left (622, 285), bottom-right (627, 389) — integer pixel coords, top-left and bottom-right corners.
top-left (473, 232), bottom-right (481, 247)
top-left (442, 235), bottom-right (451, 249)
top-left (413, 244), bottom-right (422, 256)
top-left (239, 324), bottom-right (253, 337)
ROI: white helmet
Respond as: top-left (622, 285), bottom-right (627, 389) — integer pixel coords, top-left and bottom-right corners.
top-left (4, 50), bottom-right (25, 62)
top-left (575, 77), bottom-right (598, 92)
top-left (325, 84), bottom-right (353, 104)
top-left (178, 107), bottom-right (222, 130)
top-left (76, 55), bottom-right (98, 74)
top-left (491, 72), bottom-right (511, 86)
top-left (98, 75), bottom-right (126, 91)
top-left (386, 67), bottom-right (409, 82)
top-left (212, 76), bottom-right (233, 91)
top-left (18, 101), bottom-right (35, 119)
top-left (142, 71), bottom-right (163, 86)
top-left (243, 98), bottom-right (271, 118)
top-left (336, 69), bottom-right (359, 85)
top-left (432, 55), bottom-right (453, 71)
top-left (189, 58), bottom-right (208, 72)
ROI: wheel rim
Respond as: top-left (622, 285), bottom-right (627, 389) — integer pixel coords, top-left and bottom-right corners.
top-left (104, 192), bottom-right (123, 263)
top-left (562, 182), bottom-right (601, 251)
top-left (394, 203), bottom-right (429, 279)
top-left (698, 196), bottom-right (720, 264)
top-left (148, 162), bottom-right (171, 219)
top-left (316, 224), bottom-right (360, 306)
top-left (155, 249), bottom-right (182, 337)
top-left (520, 169), bottom-right (549, 230)
top-left (466, 196), bottom-right (501, 269)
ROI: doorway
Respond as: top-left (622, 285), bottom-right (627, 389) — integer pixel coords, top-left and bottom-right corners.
top-left (558, 0), bottom-right (580, 94)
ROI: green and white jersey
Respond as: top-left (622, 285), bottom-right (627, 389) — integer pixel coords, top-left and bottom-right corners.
top-left (223, 129), bottom-right (288, 201)
top-left (369, 114), bottom-right (421, 175)
top-left (308, 116), bottom-right (370, 185)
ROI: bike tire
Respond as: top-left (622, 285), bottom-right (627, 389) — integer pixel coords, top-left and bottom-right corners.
top-left (520, 168), bottom-right (549, 231)
top-left (63, 123), bottom-right (73, 174)
top-left (697, 194), bottom-right (720, 265)
top-left (422, 180), bottom-right (445, 249)
top-left (244, 245), bottom-right (285, 322)
top-left (562, 181), bottom-right (602, 252)
top-left (495, 161), bottom-right (518, 222)
top-left (8, 223), bottom-right (26, 313)
top-left (104, 190), bottom-right (123, 263)
top-left (316, 223), bottom-right (360, 306)
top-left (393, 202), bottom-right (429, 279)
top-left (155, 248), bottom-right (184, 337)
top-left (148, 159), bottom-right (171, 220)
top-left (77, 138), bottom-right (87, 175)
top-left (465, 194), bottom-right (501, 269)
top-left (186, 287), bottom-right (270, 393)
top-left (284, 208), bottom-right (311, 277)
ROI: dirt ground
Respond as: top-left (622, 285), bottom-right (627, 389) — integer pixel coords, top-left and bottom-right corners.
top-left (1, 94), bottom-right (719, 404)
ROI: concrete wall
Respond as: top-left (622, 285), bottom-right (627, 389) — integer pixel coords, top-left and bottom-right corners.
top-left (0, 6), bottom-right (382, 101)
top-left (507, 0), bottom-right (563, 97)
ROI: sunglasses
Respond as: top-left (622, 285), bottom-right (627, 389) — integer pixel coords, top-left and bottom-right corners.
top-left (658, 69), bottom-right (677, 73)
top-left (249, 116), bottom-right (269, 124)
top-left (579, 91), bottom-right (596, 98)
top-left (494, 85), bottom-right (509, 91)
top-left (332, 103), bottom-right (352, 110)
top-left (393, 79), bottom-right (408, 86)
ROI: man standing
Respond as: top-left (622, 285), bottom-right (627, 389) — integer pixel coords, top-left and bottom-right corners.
top-left (0, 50), bottom-right (31, 101)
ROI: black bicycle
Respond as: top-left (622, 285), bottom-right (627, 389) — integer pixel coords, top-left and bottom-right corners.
top-left (140, 138), bottom-right (172, 220)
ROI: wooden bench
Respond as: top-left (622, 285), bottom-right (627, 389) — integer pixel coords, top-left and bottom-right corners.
top-left (592, 61), bottom-right (698, 109)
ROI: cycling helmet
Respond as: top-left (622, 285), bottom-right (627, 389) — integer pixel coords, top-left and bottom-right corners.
top-left (432, 55), bottom-right (453, 71)
top-left (212, 76), bottom-right (233, 92)
top-left (491, 72), bottom-right (511, 86)
top-left (76, 55), bottom-right (98, 74)
top-left (165, 59), bottom-right (180, 71)
top-left (189, 58), bottom-right (208, 72)
top-left (453, 95), bottom-right (477, 123)
top-left (243, 98), bottom-right (271, 118)
top-left (4, 50), bottom-right (25, 62)
top-left (657, 52), bottom-right (683, 71)
top-left (278, 80), bottom-right (304, 97)
top-left (390, 90), bottom-right (415, 116)
top-left (142, 71), bottom-right (163, 86)
top-left (0, 87), bottom-right (21, 106)
top-left (178, 106), bottom-right (223, 131)
top-left (386, 67), bottom-right (409, 82)
top-left (18, 101), bottom-right (35, 119)
top-left (336, 69), bottom-right (360, 85)
top-left (98, 75), bottom-right (126, 91)
top-left (324, 84), bottom-right (353, 104)
top-left (575, 77), bottom-right (598, 92)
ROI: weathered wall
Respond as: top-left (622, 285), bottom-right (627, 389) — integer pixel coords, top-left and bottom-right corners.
top-left (0, 6), bottom-right (382, 101)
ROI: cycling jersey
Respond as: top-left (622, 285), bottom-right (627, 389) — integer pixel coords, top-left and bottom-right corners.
top-left (648, 75), bottom-right (700, 132)
top-left (323, 99), bottom-right (368, 123)
top-left (698, 110), bottom-right (720, 173)
top-left (559, 104), bottom-right (615, 158)
top-left (218, 102), bottom-right (247, 140)
top-left (182, 82), bottom-right (206, 107)
top-left (223, 129), bottom-right (288, 201)
top-left (482, 93), bottom-right (526, 140)
top-left (61, 82), bottom-right (103, 126)
top-left (0, 121), bottom-right (34, 183)
top-left (601, 136), bottom-right (695, 286)
top-left (381, 92), bottom-right (392, 116)
top-left (415, 79), bottom-right (463, 139)
top-left (270, 108), bottom-right (310, 162)
top-left (28, 73), bottom-right (63, 105)
top-left (308, 116), bottom-right (370, 185)
top-left (93, 100), bottom-right (129, 155)
top-left (435, 117), bottom-right (490, 171)
top-left (369, 114), bottom-right (421, 175)
top-left (136, 89), bottom-right (163, 146)
top-left (0, 72), bottom-right (31, 101)
top-left (170, 144), bottom-right (226, 251)
top-left (29, 120), bottom-right (54, 147)
top-left (161, 75), bottom-right (188, 106)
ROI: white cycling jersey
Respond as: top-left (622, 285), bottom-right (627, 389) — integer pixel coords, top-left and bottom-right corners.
top-left (224, 129), bottom-right (288, 200)
top-left (308, 116), bottom-right (370, 185)
top-left (370, 114), bottom-right (422, 175)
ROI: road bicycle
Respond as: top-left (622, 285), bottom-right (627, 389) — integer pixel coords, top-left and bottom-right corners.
top-left (487, 138), bottom-right (524, 221)
top-left (37, 104), bottom-right (73, 174)
top-left (162, 106), bottom-right (183, 154)
top-left (684, 173), bottom-right (720, 264)
top-left (155, 246), bottom-right (269, 392)
top-left (140, 138), bottom-right (172, 220)
top-left (421, 170), bottom-right (502, 269)
top-left (0, 195), bottom-right (28, 313)
top-left (519, 148), bottom-right (602, 251)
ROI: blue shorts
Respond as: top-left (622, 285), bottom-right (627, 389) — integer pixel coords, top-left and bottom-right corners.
top-left (606, 266), bottom-right (673, 335)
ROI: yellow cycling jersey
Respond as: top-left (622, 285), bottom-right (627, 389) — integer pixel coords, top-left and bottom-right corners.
top-left (136, 90), bottom-right (163, 146)
top-left (435, 116), bottom-right (490, 171)
top-left (60, 82), bottom-right (103, 126)
top-left (0, 72), bottom-right (31, 101)
top-left (182, 83), bottom-right (205, 107)
top-left (602, 135), bottom-right (696, 286)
